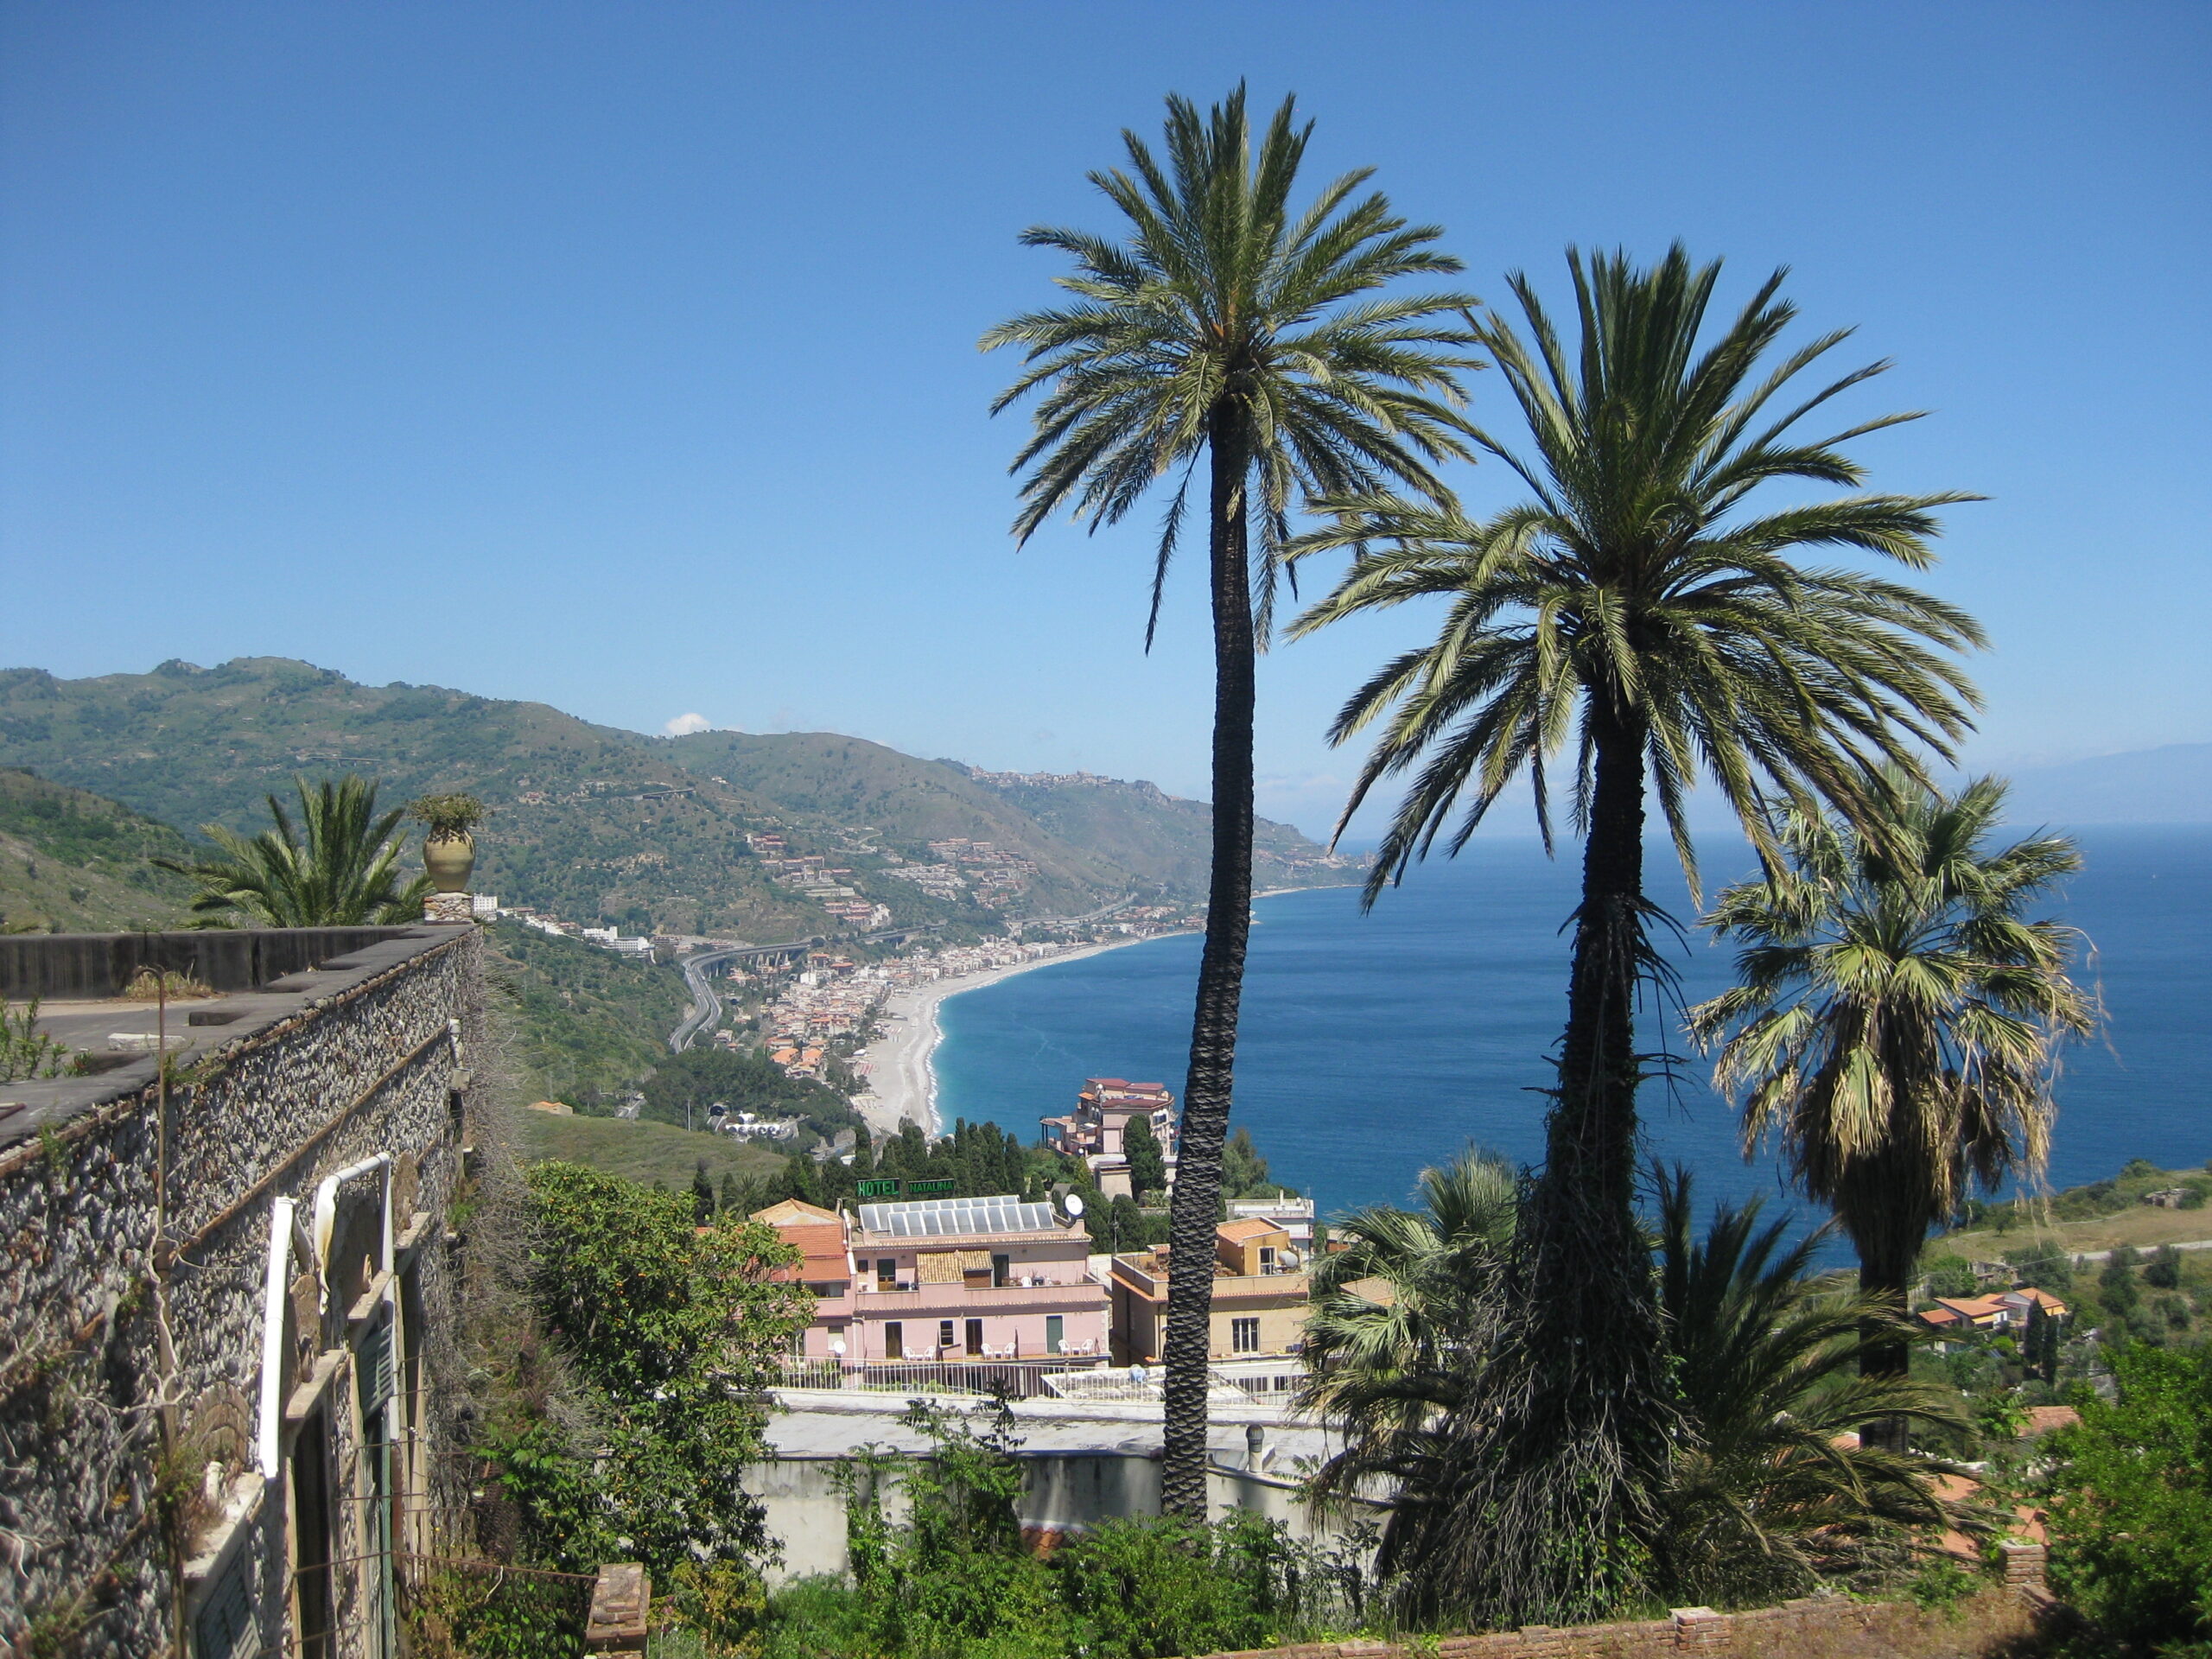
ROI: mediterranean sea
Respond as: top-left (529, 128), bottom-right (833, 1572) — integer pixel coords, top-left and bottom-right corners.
top-left (934, 826), bottom-right (2212, 1242)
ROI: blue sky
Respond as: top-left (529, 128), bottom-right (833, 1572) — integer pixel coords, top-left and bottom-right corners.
top-left (3, 2), bottom-right (2206, 838)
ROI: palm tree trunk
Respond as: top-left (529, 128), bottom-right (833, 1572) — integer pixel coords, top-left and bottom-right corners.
top-left (1840, 1147), bottom-right (1925, 1454)
top-left (1522, 693), bottom-right (1669, 1526)
top-left (1160, 412), bottom-right (1256, 1521)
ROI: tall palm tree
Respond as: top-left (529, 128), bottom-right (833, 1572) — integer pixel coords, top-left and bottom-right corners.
top-left (156, 775), bottom-right (433, 926)
top-left (1688, 774), bottom-right (2094, 1445)
top-left (1651, 1169), bottom-right (1979, 1605)
top-left (1285, 245), bottom-right (1985, 1620)
top-left (982, 85), bottom-right (1481, 1516)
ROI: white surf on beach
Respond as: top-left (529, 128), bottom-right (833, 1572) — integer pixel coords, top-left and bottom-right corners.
top-left (849, 935), bottom-right (1172, 1140)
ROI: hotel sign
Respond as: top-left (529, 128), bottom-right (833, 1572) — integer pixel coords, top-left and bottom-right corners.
top-left (855, 1177), bottom-right (957, 1199)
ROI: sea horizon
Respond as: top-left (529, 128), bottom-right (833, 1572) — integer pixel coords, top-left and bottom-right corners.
top-left (934, 825), bottom-right (2212, 1239)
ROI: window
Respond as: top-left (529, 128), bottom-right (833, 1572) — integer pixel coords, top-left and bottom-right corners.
top-left (938, 1319), bottom-right (955, 1351)
top-left (1258, 1247), bottom-right (1276, 1270)
top-left (1230, 1317), bottom-right (1262, 1353)
top-left (877, 1258), bottom-right (897, 1289)
top-left (1045, 1315), bottom-right (1064, 1355)
top-left (965, 1319), bottom-right (984, 1356)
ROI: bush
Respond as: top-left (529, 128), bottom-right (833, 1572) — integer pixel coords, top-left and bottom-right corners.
top-left (1923, 1252), bottom-right (1979, 1300)
top-left (2042, 1343), bottom-right (2212, 1651)
top-left (1056, 1513), bottom-right (1308, 1659)
top-left (2147, 1246), bottom-right (2183, 1290)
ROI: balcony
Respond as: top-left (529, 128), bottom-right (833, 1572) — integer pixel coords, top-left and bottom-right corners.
top-left (849, 1279), bottom-right (1106, 1315)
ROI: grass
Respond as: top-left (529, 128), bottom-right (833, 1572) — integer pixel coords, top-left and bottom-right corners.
top-left (1937, 1162), bottom-right (2212, 1260)
top-left (512, 1109), bottom-right (786, 1193)
top-left (1728, 1589), bottom-right (2046, 1658)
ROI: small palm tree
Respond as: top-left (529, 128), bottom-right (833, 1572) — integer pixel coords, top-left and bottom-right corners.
top-left (983, 84), bottom-right (1481, 1516)
top-left (156, 775), bottom-right (432, 926)
top-left (1652, 1169), bottom-right (1979, 1605)
top-left (1285, 245), bottom-right (1986, 1620)
top-left (1688, 774), bottom-right (2094, 1440)
top-left (1299, 1147), bottom-right (1515, 1461)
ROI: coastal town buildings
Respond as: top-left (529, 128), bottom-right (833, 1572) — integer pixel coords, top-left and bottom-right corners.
top-left (758, 1192), bottom-right (1109, 1364)
top-left (1039, 1077), bottom-right (1179, 1174)
top-left (1108, 1217), bottom-right (1311, 1385)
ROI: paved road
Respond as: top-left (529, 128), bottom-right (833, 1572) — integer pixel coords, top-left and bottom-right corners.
top-left (666, 923), bottom-right (943, 1053)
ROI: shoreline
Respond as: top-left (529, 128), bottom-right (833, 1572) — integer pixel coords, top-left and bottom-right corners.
top-left (846, 883), bottom-right (1344, 1143)
top-left (849, 933), bottom-right (1175, 1140)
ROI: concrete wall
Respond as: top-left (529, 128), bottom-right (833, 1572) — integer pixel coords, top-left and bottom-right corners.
top-left (0, 925), bottom-right (423, 1000)
top-left (0, 926), bottom-right (481, 1659)
top-left (751, 1452), bottom-right (1376, 1586)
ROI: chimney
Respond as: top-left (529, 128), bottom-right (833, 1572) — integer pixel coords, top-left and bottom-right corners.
top-left (1245, 1423), bottom-right (1265, 1471)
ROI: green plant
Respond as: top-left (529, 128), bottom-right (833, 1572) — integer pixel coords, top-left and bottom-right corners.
top-left (408, 793), bottom-right (488, 838)
top-left (1901, 1555), bottom-right (1982, 1613)
top-left (121, 967), bottom-right (214, 1001)
top-left (0, 996), bottom-right (73, 1083)
top-left (1923, 1253), bottom-right (1979, 1300)
top-left (984, 83), bottom-right (1480, 1518)
top-left (1286, 245), bottom-right (1985, 1628)
top-left (1057, 1512), bottom-right (1313, 1658)
top-left (2041, 1342), bottom-right (2212, 1651)
top-left (1692, 774), bottom-right (2094, 1446)
top-left (153, 774), bottom-right (433, 926)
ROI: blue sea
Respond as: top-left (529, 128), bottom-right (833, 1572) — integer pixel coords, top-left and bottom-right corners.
top-left (935, 827), bottom-right (2212, 1240)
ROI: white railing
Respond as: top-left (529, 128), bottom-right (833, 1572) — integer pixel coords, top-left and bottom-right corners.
top-left (774, 1357), bottom-right (1109, 1400)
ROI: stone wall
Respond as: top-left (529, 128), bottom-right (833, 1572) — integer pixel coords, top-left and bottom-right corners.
top-left (0, 925), bottom-right (483, 1658)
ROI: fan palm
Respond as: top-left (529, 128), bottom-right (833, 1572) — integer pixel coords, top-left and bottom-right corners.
top-left (1299, 1147), bottom-right (1515, 1459)
top-left (156, 775), bottom-right (433, 926)
top-left (1688, 774), bottom-right (2094, 1444)
top-left (1285, 245), bottom-right (1985, 1620)
top-left (982, 84), bottom-right (1481, 1516)
top-left (1652, 1168), bottom-right (1980, 1605)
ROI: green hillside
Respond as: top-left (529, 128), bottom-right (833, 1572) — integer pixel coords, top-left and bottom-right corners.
top-left (511, 1108), bottom-right (787, 1192)
top-left (485, 920), bottom-right (697, 1107)
top-left (0, 658), bottom-right (1354, 932)
top-left (0, 768), bottom-right (197, 934)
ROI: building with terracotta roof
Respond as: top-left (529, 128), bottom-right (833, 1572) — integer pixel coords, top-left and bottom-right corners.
top-left (753, 1193), bottom-right (1109, 1365)
top-left (1039, 1077), bottom-right (1178, 1173)
top-left (1109, 1218), bottom-right (1310, 1368)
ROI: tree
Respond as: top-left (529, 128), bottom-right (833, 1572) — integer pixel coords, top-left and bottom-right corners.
top-left (1286, 245), bottom-right (1984, 1618)
top-left (2040, 1342), bottom-right (2212, 1649)
top-left (501, 1162), bottom-right (810, 1596)
top-left (1124, 1115), bottom-right (1166, 1198)
top-left (156, 773), bottom-right (433, 925)
top-left (1300, 1147), bottom-right (1516, 1478)
top-left (1690, 774), bottom-right (2094, 1443)
top-left (1647, 1171), bottom-right (1976, 1607)
top-left (1221, 1125), bottom-right (1280, 1198)
top-left (692, 1157), bottom-right (717, 1224)
top-left (984, 84), bottom-right (1480, 1517)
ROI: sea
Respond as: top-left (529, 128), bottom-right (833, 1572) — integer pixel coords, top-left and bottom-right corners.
top-left (933, 827), bottom-right (2212, 1245)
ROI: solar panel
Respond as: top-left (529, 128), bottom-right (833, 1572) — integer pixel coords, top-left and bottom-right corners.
top-left (856, 1193), bottom-right (1061, 1236)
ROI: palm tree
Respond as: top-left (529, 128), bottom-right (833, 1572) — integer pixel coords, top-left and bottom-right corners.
top-left (1651, 1169), bottom-right (1979, 1606)
top-left (982, 85), bottom-right (1481, 1516)
top-left (1305, 1162), bottom-right (1977, 1615)
top-left (1299, 1147), bottom-right (1515, 1462)
top-left (1688, 774), bottom-right (2094, 1446)
top-left (156, 775), bottom-right (433, 926)
top-left (1285, 245), bottom-right (1985, 1619)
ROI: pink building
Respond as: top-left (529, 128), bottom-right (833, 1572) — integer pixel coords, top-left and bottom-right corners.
top-left (1039, 1077), bottom-right (1178, 1167)
top-left (759, 1192), bottom-right (1109, 1363)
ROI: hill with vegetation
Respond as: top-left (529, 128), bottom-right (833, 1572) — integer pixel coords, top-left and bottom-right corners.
top-left (485, 919), bottom-right (698, 1106)
top-left (511, 1107), bottom-right (787, 1194)
top-left (0, 768), bottom-right (197, 934)
top-left (0, 658), bottom-right (1354, 934)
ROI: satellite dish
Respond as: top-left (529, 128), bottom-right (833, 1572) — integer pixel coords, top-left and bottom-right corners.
top-left (1063, 1193), bottom-right (1085, 1219)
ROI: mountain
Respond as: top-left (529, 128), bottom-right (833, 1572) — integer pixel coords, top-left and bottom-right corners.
top-left (0, 768), bottom-right (197, 934)
top-left (0, 658), bottom-right (1354, 936)
top-left (1995, 743), bottom-right (2212, 827)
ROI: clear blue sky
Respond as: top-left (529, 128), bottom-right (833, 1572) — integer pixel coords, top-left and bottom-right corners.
top-left (4, 3), bottom-right (2205, 838)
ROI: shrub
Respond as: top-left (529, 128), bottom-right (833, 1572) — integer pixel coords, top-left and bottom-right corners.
top-left (1923, 1252), bottom-right (1979, 1300)
top-left (2041, 1342), bottom-right (2212, 1650)
top-left (2146, 1246), bottom-right (2183, 1290)
top-left (1055, 1512), bottom-right (1306, 1659)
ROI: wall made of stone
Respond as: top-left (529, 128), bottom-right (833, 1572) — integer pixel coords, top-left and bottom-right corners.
top-left (0, 927), bottom-right (480, 1658)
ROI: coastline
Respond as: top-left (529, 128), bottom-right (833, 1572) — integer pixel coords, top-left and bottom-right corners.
top-left (848, 883), bottom-right (1343, 1143)
top-left (849, 933), bottom-right (1175, 1140)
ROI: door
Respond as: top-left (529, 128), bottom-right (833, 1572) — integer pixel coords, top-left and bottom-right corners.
top-left (1046, 1314), bottom-right (1063, 1356)
top-left (885, 1321), bottom-right (903, 1360)
top-left (964, 1319), bottom-right (984, 1356)
top-left (991, 1254), bottom-right (1011, 1288)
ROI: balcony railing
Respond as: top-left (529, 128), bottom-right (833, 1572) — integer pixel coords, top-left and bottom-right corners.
top-left (775, 1356), bottom-right (1109, 1400)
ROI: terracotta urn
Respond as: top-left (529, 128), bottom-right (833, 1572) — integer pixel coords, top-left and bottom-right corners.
top-left (423, 833), bottom-right (476, 893)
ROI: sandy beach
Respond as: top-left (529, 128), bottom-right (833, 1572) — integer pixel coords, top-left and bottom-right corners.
top-left (849, 934), bottom-right (1169, 1139)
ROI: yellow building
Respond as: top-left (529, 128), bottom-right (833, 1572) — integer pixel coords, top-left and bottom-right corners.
top-left (1108, 1218), bottom-right (1309, 1364)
